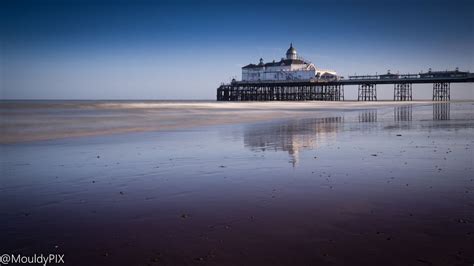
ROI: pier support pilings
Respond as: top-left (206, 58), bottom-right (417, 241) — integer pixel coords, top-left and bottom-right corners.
top-left (358, 84), bottom-right (377, 101)
top-left (216, 85), bottom-right (229, 101)
top-left (432, 82), bottom-right (450, 101)
top-left (394, 83), bottom-right (412, 101)
top-left (324, 85), bottom-right (344, 101)
top-left (216, 83), bottom-right (344, 101)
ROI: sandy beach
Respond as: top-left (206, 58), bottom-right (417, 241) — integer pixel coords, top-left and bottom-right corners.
top-left (1, 101), bottom-right (473, 265)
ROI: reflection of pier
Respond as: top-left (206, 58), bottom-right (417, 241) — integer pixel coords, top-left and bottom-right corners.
top-left (358, 110), bottom-right (377, 123)
top-left (243, 117), bottom-right (342, 166)
top-left (433, 103), bottom-right (450, 120)
top-left (394, 105), bottom-right (413, 121)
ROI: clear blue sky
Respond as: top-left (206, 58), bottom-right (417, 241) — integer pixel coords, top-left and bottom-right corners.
top-left (1, 0), bottom-right (473, 100)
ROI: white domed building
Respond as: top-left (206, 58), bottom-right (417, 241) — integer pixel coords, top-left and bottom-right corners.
top-left (241, 44), bottom-right (337, 81)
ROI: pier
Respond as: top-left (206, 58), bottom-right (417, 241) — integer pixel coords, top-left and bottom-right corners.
top-left (217, 71), bottom-right (474, 101)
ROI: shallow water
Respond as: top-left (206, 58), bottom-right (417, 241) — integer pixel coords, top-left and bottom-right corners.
top-left (0, 100), bottom-right (443, 143)
top-left (1, 102), bottom-right (473, 265)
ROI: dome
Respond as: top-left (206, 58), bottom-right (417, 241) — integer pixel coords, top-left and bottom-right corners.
top-left (286, 43), bottom-right (297, 59)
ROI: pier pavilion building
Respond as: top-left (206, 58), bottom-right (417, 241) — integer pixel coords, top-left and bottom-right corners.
top-left (241, 44), bottom-right (337, 82)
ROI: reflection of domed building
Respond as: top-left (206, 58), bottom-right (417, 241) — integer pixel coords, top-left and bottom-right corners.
top-left (243, 117), bottom-right (342, 166)
top-left (241, 44), bottom-right (338, 81)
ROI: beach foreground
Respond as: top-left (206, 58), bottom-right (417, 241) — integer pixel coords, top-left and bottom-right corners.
top-left (1, 101), bottom-right (473, 265)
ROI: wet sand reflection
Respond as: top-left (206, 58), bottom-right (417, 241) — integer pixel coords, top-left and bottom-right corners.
top-left (394, 105), bottom-right (413, 121)
top-left (358, 109), bottom-right (377, 122)
top-left (433, 103), bottom-right (450, 120)
top-left (243, 117), bottom-right (342, 166)
top-left (1, 102), bottom-right (472, 265)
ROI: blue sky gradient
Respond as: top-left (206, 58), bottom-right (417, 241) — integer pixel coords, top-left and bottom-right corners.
top-left (1, 0), bottom-right (473, 99)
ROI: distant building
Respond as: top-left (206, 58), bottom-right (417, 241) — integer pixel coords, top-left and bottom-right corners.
top-left (379, 70), bottom-right (399, 79)
top-left (419, 68), bottom-right (470, 78)
top-left (241, 44), bottom-right (337, 81)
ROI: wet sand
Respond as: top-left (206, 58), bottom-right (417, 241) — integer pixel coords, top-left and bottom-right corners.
top-left (1, 102), bottom-right (473, 265)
